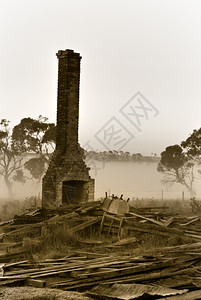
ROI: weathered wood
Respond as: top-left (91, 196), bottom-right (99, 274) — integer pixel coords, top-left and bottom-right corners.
top-left (180, 217), bottom-right (201, 226)
top-left (123, 222), bottom-right (183, 238)
top-left (88, 283), bottom-right (188, 300)
top-left (112, 237), bottom-right (137, 246)
top-left (0, 278), bottom-right (26, 286)
top-left (129, 212), bottom-right (169, 227)
top-left (70, 217), bottom-right (102, 233)
top-left (46, 211), bottom-right (79, 224)
top-left (26, 278), bottom-right (46, 288)
top-left (163, 217), bottom-right (175, 227)
top-left (157, 289), bottom-right (201, 300)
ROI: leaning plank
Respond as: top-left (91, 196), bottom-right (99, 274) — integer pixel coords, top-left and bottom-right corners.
top-left (4, 260), bottom-right (29, 269)
top-left (70, 217), bottom-right (102, 233)
top-left (46, 211), bottom-right (79, 224)
top-left (128, 212), bottom-right (168, 226)
top-left (180, 217), bottom-right (201, 226)
top-left (3, 225), bottom-right (41, 237)
top-left (0, 220), bottom-right (13, 227)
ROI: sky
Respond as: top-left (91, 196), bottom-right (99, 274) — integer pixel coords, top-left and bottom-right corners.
top-left (1, 0), bottom-right (201, 156)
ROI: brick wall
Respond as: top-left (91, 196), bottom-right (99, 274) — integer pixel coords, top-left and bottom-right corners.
top-left (42, 50), bottom-right (94, 208)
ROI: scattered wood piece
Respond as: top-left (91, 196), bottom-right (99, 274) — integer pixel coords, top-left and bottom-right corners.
top-left (180, 217), bottom-right (201, 226)
top-left (26, 278), bottom-right (46, 288)
top-left (157, 289), bottom-right (201, 300)
top-left (163, 217), bottom-right (175, 227)
top-left (129, 212), bottom-right (173, 227)
top-left (112, 237), bottom-right (137, 246)
top-left (88, 283), bottom-right (188, 300)
top-left (70, 217), bottom-right (102, 233)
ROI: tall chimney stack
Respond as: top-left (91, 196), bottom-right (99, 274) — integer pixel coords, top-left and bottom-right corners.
top-left (42, 49), bottom-right (94, 208)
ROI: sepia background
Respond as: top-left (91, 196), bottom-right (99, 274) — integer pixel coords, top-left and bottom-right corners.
top-left (1, 0), bottom-right (201, 200)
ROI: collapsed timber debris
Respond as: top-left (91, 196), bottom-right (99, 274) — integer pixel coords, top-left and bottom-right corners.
top-left (0, 195), bottom-right (201, 298)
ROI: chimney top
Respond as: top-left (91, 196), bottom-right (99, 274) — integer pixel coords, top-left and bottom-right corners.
top-left (56, 49), bottom-right (81, 59)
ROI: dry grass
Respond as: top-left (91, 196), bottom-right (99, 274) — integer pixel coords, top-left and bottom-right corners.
top-left (129, 232), bottom-right (195, 257)
top-left (23, 223), bottom-right (81, 259)
top-left (23, 222), bottom-right (123, 259)
top-left (22, 198), bottom-right (197, 259)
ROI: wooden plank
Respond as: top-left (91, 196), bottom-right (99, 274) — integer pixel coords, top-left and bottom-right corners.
top-left (156, 278), bottom-right (194, 289)
top-left (80, 256), bottom-right (199, 281)
top-left (180, 217), bottom-right (201, 226)
top-left (46, 211), bottom-right (79, 224)
top-left (70, 217), bottom-right (102, 233)
top-left (0, 278), bottom-right (26, 286)
top-left (157, 289), bottom-right (201, 300)
top-left (100, 213), bottom-right (106, 233)
top-left (5, 255), bottom-right (133, 278)
top-left (5, 260), bottom-right (29, 269)
top-left (112, 237), bottom-right (137, 246)
top-left (88, 283), bottom-right (188, 299)
top-left (163, 217), bottom-right (175, 227)
top-left (56, 257), bottom-right (196, 290)
top-left (151, 241), bottom-right (201, 253)
top-left (123, 223), bottom-right (182, 238)
top-left (26, 278), bottom-right (46, 288)
top-left (129, 212), bottom-right (168, 227)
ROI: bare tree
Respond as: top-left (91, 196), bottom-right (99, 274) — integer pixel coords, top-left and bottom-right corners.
top-left (0, 120), bottom-right (24, 199)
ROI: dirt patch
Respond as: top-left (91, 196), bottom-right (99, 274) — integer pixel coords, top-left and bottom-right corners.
top-left (0, 287), bottom-right (92, 300)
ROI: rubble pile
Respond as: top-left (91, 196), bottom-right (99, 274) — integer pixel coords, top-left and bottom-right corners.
top-left (0, 197), bottom-right (201, 299)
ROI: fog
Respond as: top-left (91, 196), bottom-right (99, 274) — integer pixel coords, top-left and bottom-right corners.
top-left (0, 177), bottom-right (41, 204)
top-left (89, 161), bottom-right (201, 201)
top-left (1, 161), bottom-right (201, 204)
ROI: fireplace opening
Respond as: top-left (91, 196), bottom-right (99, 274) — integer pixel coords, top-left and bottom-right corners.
top-left (62, 180), bottom-right (86, 204)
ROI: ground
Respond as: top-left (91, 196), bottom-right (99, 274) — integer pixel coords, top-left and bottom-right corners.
top-left (0, 287), bottom-right (92, 300)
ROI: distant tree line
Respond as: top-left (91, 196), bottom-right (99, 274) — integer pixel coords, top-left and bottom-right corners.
top-left (85, 150), bottom-right (159, 162)
top-left (1, 115), bottom-right (201, 199)
top-left (0, 116), bottom-right (159, 199)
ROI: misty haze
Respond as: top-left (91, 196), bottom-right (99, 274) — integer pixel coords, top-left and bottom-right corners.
top-left (1, 1), bottom-right (201, 299)
top-left (1, 158), bottom-right (200, 203)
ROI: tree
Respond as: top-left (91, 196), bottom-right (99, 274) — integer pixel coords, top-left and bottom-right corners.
top-left (12, 116), bottom-right (56, 183)
top-left (157, 145), bottom-right (195, 197)
top-left (181, 128), bottom-right (201, 163)
top-left (0, 119), bottom-right (24, 199)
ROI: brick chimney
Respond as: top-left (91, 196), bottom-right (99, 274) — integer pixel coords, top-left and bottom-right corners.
top-left (42, 49), bottom-right (94, 208)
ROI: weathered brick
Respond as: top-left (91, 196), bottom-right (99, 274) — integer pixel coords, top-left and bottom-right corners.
top-left (42, 49), bottom-right (94, 208)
